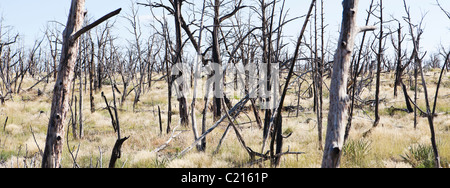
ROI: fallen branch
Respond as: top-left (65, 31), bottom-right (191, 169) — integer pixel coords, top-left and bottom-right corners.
top-left (241, 148), bottom-right (305, 167)
top-left (221, 98), bottom-right (256, 160)
top-left (29, 125), bottom-right (43, 156)
top-left (151, 123), bottom-right (185, 154)
top-left (261, 0), bottom-right (316, 167)
top-left (25, 71), bottom-right (55, 92)
top-left (177, 94), bottom-right (250, 158)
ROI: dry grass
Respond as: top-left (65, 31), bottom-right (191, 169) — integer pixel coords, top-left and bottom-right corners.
top-left (0, 71), bottom-right (449, 168)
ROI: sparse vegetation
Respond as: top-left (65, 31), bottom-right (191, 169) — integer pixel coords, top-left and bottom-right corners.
top-left (342, 138), bottom-right (372, 168)
top-left (0, 70), bottom-right (448, 168)
top-left (402, 143), bottom-right (437, 168)
top-left (0, 0), bottom-right (449, 168)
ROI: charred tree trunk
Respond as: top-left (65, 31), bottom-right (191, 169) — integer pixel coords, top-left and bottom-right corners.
top-left (97, 59), bottom-right (103, 91)
top-left (373, 0), bottom-right (383, 128)
top-left (212, 0), bottom-right (223, 121)
top-left (404, 0), bottom-right (442, 167)
top-left (401, 82), bottom-right (414, 113)
top-left (265, 0), bottom-right (316, 167)
top-left (79, 59), bottom-right (84, 139)
top-left (315, 0), bottom-right (324, 150)
top-left (394, 23), bottom-right (402, 97)
top-left (261, 0), bottom-right (270, 147)
top-left (102, 88), bottom-right (130, 168)
top-left (166, 53), bottom-right (172, 134)
top-left (174, 0), bottom-right (189, 127)
top-left (89, 41), bottom-right (96, 113)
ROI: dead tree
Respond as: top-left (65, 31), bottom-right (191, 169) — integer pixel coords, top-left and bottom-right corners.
top-left (373, 0), bottom-right (383, 128)
top-left (403, 0), bottom-right (442, 168)
top-left (123, 2), bottom-right (145, 112)
top-left (392, 21), bottom-right (406, 97)
top-left (316, 0), bottom-right (325, 150)
top-left (17, 39), bottom-right (44, 94)
top-left (102, 89), bottom-right (130, 168)
top-left (144, 0), bottom-right (190, 127)
top-left (260, 0), bottom-right (274, 149)
top-left (321, 0), bottom-right (376, 168)
top-left (44, 21), bottom-right (63, 80)
top-left (95, 22), bottom-right (114, 92)
top-left (261, 0), bottom-right (316, 167)
top-left (210, 0), bottom-right (246, 120)
top-left (144, 11), bottom-right (174, 134)
top-left (187, 0), bottom-right (207, 151)
top-left (0, 30), bottom-right (19, 101)
top-left (42, 0), bottom-right (121, 167)
top-left (88, 36), bottom-right (96, 113)
top-left (138, 0), bottom-right (191, 129)
top-left (172, 0), bottom-right (189, 127)
top-left (140, 0), bottom-right (246, 147)
top-left (436, 0), bottom-right (450, 20)
top-left (401, 82), bottom-right (414, 113)
top-left (42, 0), bottom-right (86, 168)
top-left (345, 0), bottom-right (375, 142)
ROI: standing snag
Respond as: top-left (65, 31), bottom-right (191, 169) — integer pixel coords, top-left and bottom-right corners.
top-left (42, 0), bottom-right (121, 168)
top-left (0, 0), bottom-right (447, 169)
top-left (322, 0), bottom-right (376, 168)
top-left (42, 0), bottom-right (86, 168)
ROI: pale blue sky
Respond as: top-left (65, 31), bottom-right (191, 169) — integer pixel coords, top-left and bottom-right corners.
top-left (1, 0), bottom-right (449, 59)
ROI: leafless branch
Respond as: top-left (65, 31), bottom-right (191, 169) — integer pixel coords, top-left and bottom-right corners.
top-left (70, 8), bottom-right (122, 42)
top-left (436, 0), bottom-right (450, 20)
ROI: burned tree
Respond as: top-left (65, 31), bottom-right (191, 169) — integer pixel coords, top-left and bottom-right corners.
top-left (373, 0), bottom-right (383, 128)
top-left (264, 0), bottom-right (316, 167)
top-left (0, 25), bottom-right (19, 103)
top-left (42, 0), bottom-right (121, 167)
top-left (140, 0), bottom-right (189, 126)
top-left (42, 0), bottom-right (87, 168)
top-left (210, 0), bottom-right (246, 120)
top-left (403, 0), bottom-right (442, 168)
top-left (322, 0), bottom-right (376, 168)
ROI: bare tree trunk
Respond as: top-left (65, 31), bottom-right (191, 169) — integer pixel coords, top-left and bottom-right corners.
top-left (53, 39), bottom-right (59, 80)
top-left (190, 0), bottom-right (207, 152)
top-left (164, 22), bottom-right (172, 134)
top-left (373, 0), bottom-right (383, 128)
top-left (413, 52), bottom-right (418, 129)
top-left (345, 0), bottom-right (374, 143)
top-left (314, 0), bottom-right (324, 150)
top-left (42, 4), bottom-right (121, 168)
top-left (208, 0), bottom-right (245, 121)
top-left (403, 0), bottom-right (442, 167)
top-left (174, 0), bottom-right (189, 127)
top-left (97, 59), bottom-right (103, 91)
top-left (401, 82), bottom-right (414, 113)
top-left (394, 23), bottom-right (402, 98)
top-left (42, 0), bottom-right (86, 168)
top-left (79, 59), bottom-right (84, 139)
top-left (89, 40), bottom-right (96, 113)
top-left (261, 0), bottom-right (273, 149)
top-left (321, 0), bottom-right (376, 168)
top-left (266, 0), bottom-right (316, 167)
top-left (212, 0), bottom-right (223, 121)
